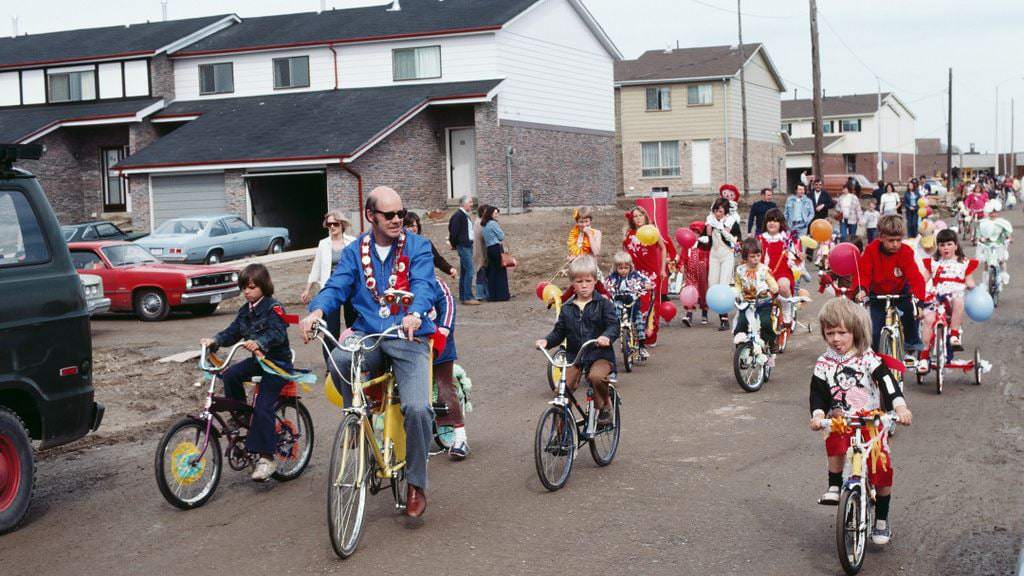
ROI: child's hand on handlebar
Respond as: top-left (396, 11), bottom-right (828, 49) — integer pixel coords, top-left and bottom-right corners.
top-left (241, 340), bottom-right (262, 356)
top-left (596, 336), bottom-right (611, 347)
top-left (200, 337), bottom-right (216, 349)
top-left (894, 405), bottom-right (912, 426)
top-left (534, 339), bottom-right (548, 350)
top-left (810, 415), bottom-right (826, 431)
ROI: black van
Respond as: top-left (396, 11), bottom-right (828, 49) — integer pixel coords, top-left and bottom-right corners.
top-left (0, 144), bottom-right (103, 533)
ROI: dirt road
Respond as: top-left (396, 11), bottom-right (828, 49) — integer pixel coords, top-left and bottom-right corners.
top-left (1, 203), bottom-right (1020, 575)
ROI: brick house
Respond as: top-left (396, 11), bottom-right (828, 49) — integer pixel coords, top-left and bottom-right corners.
top-left (782, 92), bottom-right (916, 188)
top-left (614, 43), bottom-right (787, 196)
top-left (0, 15), bottom-right (238, 224)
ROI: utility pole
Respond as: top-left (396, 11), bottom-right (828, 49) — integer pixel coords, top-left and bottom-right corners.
top-left (995, 85), bottom-right (1000, 174)
top-left (877, 77), bottom-right (884, 181)
top-left (809, 0), bottom-right (824, 181)
top-left (737, 0), bottom-right (750, 196)
top-left (947, 68), bottom-right (953, 187)
top-left (1012, 98), bottom-right (1016, 178)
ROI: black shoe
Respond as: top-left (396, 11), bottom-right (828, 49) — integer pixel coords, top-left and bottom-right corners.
top-left (682, 313), bottom-right (692, 327)
top-left (701, 312), bottom-right (709, 325)
top-left (719, 318), bottom-right (729, 331)
top-left (597, 409), bottom-right (612, 428)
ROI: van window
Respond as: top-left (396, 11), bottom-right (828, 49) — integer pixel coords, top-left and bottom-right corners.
top-left (70, 250), bottom-right (105, 270)
top-left (0, 189), bottom-right (50, 268)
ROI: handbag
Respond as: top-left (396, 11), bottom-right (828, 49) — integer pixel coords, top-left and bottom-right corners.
top-left (500, 245), bottom-right (517, 268)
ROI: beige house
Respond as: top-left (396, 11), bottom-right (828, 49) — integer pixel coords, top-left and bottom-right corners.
top-left (615, 43), bottom-right (787, 196)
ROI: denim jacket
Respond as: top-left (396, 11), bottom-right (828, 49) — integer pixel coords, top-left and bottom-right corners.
top-left (543, 292), bottom-right (619, 370)
top-left (214, 297), bottom-right (291, 362)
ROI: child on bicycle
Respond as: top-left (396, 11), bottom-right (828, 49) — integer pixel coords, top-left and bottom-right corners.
top-left (809, 297), bottom-right (912, 545)
top-left (855, 215), bottom-right (927, 360)
top-left (733, 237), bottom-right (779, 358)
top-left (429, 276), bottom-right (470, 460)
top-left (199, 263), bottom-right (292, 482)
top-left (918, 229), bottom-right (977, 371)
top-left (535, 255), bottom-right (619, 426)
top-left (606, 251), bottom-right (652, 359)
top-left (979, 200), bottom-right (1014, 278)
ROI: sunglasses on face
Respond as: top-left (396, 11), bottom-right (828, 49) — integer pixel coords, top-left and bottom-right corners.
top-left (325, 221), bottom-right (342, 228)
top-left (373, 209), bottom-right (407, 221)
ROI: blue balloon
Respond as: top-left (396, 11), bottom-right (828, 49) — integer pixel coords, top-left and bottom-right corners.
top-left (965, 286), bottom-right (994, 322)
top-left (707, 284), bottom-right (736, 315)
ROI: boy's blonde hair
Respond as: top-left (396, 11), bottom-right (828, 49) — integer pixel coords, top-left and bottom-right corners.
top-left (612, 251), bottom-right (633, 267)
top-left (877, 214), bottom-right (905, 237)
top-left (818, 297), bottom-right (872, 354)
top-left (568, 254), bottom-right (600, 280)
top-left (574, 206), bottom-right (593, 222)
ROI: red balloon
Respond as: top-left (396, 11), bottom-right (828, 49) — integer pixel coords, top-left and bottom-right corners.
top-left (535, 281), bottom-right (550, 302)
top-left (828, 243), bottom-right (861, 277)
top-left (675, 228), bottom-right (698, 250)
top-left (659, 301), bottom-right (677, 322)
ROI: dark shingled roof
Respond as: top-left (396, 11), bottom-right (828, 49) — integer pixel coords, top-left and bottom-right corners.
top-left (614, 43), bottom-right (762, 83)
top-left (781, 93), bottom-right (891, 120)
top-left (116, 80), bottom-right (502, 170)
top-left (0, 98), bottom-right (162, 143)
top-left (0, 15), bottom-right (232, 69)
top-left (786, 136), bottom-right (843, 153)
top-left (177, 0), bottom-right (541, 55)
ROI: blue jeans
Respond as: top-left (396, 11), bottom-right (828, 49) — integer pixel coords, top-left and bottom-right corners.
top-left (220, 357), bottom-right (290, 457)
top-left (867, 228), bottom-right (878, 242)
top-left (329, 335), bottom-right (433, 491)
top-left (456, 244), bottom-right (476, 302)
top-left (869, 291), bottom-right (921, 354)
top-left (840, 221), bottom-right (858, 242)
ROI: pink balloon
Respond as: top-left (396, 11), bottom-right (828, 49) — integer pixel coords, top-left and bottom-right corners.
top-left (675, 228), bottom-right (697, 250)
top-left (828, 242), bottom-right (861, 277)
top-left (679, 285), bottom-right (699, 308)
top-left (933, 220), bottom-right (948, 231)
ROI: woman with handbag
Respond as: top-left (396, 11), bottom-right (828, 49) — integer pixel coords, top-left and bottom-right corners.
top-left (481, 205), bottom-right (510, 301)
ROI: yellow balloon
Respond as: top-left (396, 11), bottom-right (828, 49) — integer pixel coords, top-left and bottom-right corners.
top-left (637, 224), bottom-right (660, 246)
top-left (920, 235), bottom-right (936, 251)
top-left (918, 207), bottom-right (929, 218)
top-left (324, 374), bottom-right (344, 408)
top-left (917, 197), bottom-right (928, 208)
top-left (919, 219), bottom-right (932, 235)
top-left (800, 235), bottom-right (818, 250)
top-left (542, 283), bottom-right (562, 304)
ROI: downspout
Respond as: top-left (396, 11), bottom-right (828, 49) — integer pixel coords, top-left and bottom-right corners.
top-left (723, 78), bottom-right (730, 185)
top-left (329, 44), bottom-right (339, 89)
top-left (341, 161), bottom-right (364, 234)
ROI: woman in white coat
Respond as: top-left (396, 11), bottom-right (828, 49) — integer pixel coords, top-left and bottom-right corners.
top-left (301, 211), bottom-right (356, 355)
top-left (705, 197), bottom-right (742, 330)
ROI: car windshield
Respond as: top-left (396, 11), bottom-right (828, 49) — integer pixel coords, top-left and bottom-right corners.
top-left (155, 219), bottom-right (208, 235)
top-left (61, 227), bottom-right (75, 241)
top-left (101, 244), bottom-right (159, 267)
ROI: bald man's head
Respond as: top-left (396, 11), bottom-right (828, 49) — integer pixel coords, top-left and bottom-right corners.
top-left (366, 186), bottom-right (400, 213)
top-left (364, 186), bottom-right (406, 241)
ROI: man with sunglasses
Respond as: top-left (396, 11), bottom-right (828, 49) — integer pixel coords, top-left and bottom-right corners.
top-left (302, 186), bottom-right (437, 518)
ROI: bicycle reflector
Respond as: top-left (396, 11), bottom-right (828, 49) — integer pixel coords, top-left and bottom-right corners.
top-left (383, 293), bottom-right (397, 304)
top-left (400, 295), bottom-right (413, 307)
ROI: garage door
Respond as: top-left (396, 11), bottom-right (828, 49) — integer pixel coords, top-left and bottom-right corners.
top-left (150, 173), bottom-right (226, 228)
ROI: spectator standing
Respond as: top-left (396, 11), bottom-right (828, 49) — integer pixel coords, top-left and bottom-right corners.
top-left (447, 195), bottom-right (481, 305)
top-left (300, 211), bottom-right (357, 359)
top-left (747, 187), bottom-right (778, 236)
top-left (481, 206), bottom-right (510, 302)
top-left (811, 178), bottom-right (834, 222)
top-left (904, 179), bottom-right (922, 238)
top-left (879, 182), bottom-right (901, 215)
top-left (785, 183), bottom-right (814, 237)
top-left (837, 183), bottom-right (863, 242)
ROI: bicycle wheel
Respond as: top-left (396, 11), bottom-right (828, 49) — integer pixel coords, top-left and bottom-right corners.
top-left (621, 329), bottom-right (634, 373)
top-left (973, 348), bottom-right (983, 386)
top-left (154, 417), bottom-right (222, 510)
top-left (733, 342), bottom-right (764, 393)
top-left (327, 413), bottom-right (369, 559)
top-left (533, 405), bottom-right (575, 491)
top-left (836, 487), bottom-right (867, 575)
top-left (589, 387), bottom-right (621, 466)
top-left (272, 399), bottom-right (314, 481)
top-left (934, 324), bottom-right (946, 395)
top-left (989, 266), bottom-right (1000, 308)
top-left (546, 346), bottom-right (567, 391)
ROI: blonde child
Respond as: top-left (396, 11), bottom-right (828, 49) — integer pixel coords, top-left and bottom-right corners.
top-left (732, 237), bottom-right (779, 357)
top-left (809, 298), bottom-right (912, 545)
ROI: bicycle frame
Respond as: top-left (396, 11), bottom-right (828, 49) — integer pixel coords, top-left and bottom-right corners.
top-left (538, 340), bottom-right (609, 440)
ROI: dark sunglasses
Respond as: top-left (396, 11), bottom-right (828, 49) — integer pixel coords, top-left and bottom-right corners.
top-left (373, 209), bottom-right (407, 221)
top-left (325, 221), bottom-right (342, 228)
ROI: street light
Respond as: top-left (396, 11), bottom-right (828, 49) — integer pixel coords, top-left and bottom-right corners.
top-left (994, 75), bottom-right (1024, 175)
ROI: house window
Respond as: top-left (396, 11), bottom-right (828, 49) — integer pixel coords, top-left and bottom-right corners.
top-left (840, 119), bottom-right (862, 133)
top-left (782, 123), bottom-right (793, 136)
top-left (687, 84), bottom-right (713, 106)
top-left (393, 46), bottom-right (442, 81)
top-left (814, 120), bottom-right (835, 134)
top-left (199, 63), bottom-right (234, 95)
top-left (844, 154), bottom-right (857, 173)
top-left (645, 87), bottom-right (671, 111)
top-left (641, 141), bottom-right (680, 177)
top-left (273, 56), bottom-right (310, 89)
top-left (101, 147), bottom-right (128, 212)
top-left (48, 70), bottom-right (96, 103)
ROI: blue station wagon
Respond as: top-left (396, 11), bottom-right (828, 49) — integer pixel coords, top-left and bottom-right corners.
top-left (136, 215), bottom-right (289, 265)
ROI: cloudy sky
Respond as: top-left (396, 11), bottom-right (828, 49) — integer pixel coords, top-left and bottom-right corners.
top-left (6, 0), bottom-right (1023, 154)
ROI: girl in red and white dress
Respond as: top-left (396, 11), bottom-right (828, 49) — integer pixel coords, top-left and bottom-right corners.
top-left (759, 208), bottom-right (802, 328)
top-left (918, 228), bottom-right (978, 372)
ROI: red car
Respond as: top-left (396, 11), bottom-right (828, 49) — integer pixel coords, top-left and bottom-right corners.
top-left (68, 241), bottom-right (240, 321)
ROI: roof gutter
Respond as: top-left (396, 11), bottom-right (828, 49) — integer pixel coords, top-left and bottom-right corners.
top-left (341, 162), bottom-right (364, 234)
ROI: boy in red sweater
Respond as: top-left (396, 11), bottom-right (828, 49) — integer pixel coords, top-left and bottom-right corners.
top-left (855, 215), bottom-right (926, 358)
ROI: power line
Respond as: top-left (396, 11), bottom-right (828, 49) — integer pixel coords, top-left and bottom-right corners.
top-left (685, 0), bottom-right (791, 20)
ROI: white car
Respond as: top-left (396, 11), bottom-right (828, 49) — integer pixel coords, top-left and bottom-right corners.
top-left (924, 179), bottom-right (947, 196)
top-left (80, 274), bottom-right (111, 316)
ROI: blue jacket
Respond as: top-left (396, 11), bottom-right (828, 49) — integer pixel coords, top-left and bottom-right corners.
top-left (310, 231), bottom-right (437, 338)
top-left (214, 297), bottom-right (291, 362)
top-left (904, 189), bottom-right (921, 221)
top-left (785, 195), bottom-right (814, 228)
top-left (543, 292), bottom-right (619, 371)
top-left (431, 277), bottom-right (457, 364)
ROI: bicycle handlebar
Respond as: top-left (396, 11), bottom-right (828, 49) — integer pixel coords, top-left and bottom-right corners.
top-left (536, 339), bottom-right (601, 369)
top-left (199, 341), bottom-right (248, 373)
top-left (820, 411), bottom-right (898, 433)
top-left (313, 319), bottom-right (406, 353)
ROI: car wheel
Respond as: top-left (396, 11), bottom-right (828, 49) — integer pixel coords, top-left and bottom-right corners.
top-left (187, 304), bottom-right (219, 317)
top-left (268, 239), bottom-right (284, 255)
top-left (205, 250), bottom-right (223, 265)
top-left (0, 407), bottom-right (35, 534)
top-left (134, 289), bottom-right (170, 322)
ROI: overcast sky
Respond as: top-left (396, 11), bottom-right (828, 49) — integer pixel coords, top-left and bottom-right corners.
top-left (6, 0), bottom-right (1023, 154)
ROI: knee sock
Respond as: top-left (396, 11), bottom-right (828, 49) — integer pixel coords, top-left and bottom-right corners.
top-left (782, 300), bottom-right (793, 323)
top-left (875, 494), bottom-right (891, 521)
top-left (829, 471), bottom-right (843, 488)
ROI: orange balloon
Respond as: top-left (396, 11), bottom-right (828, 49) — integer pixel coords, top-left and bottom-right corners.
top-left (810, 219), bottom-right (833, 243)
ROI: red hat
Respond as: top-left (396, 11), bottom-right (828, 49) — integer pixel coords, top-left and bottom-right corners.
top-left (688, 221), bottom-right (706, 234)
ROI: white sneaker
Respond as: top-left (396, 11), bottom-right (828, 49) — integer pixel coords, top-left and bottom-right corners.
top-left (251, 456), bottom-right (277, 482)
top-left (818, 486), bottom-right (840, 505)
top-left (871, 520), bottom-right (892, 545)
top-left (733, 333), bottom-right (747, 345)
top-left (950, 334), bottom-right (961, 347)
top-left (917, 358), bottom-right (930, 374)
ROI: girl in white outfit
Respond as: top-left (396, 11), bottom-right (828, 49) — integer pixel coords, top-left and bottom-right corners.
top-left (705, 197), bottom-right (742, 330)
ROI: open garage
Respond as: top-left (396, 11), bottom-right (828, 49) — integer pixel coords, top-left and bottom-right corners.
top-left (245, 171), bottom-right (327, 250)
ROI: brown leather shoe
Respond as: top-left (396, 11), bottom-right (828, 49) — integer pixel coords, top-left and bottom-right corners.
top-left (405, 485), bottom-right (427, 518)
top-left (462, 299), bottom-right (482, 306)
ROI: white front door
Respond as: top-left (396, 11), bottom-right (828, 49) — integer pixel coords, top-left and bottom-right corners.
top-left (691, 140), bottom-right (711, 187)
top-left (449, 127), bottom-right (477, 200)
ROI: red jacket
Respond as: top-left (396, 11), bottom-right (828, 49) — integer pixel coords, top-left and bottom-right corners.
top-left (858, 240), bottom-right (926, 299)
